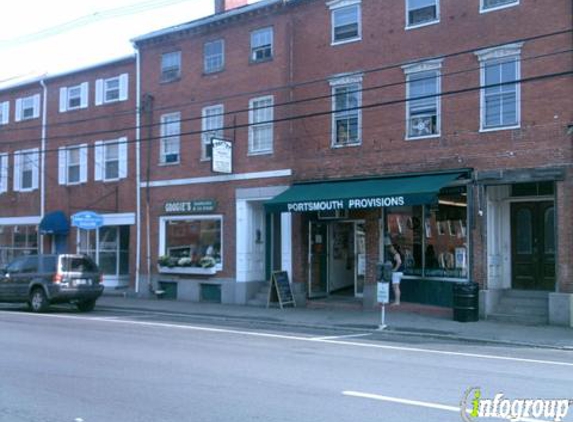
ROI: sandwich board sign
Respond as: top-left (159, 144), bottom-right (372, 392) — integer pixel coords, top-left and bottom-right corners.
top-left (267, 271), bottom-right (296, 309)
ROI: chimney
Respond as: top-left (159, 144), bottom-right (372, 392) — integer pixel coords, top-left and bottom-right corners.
top-left (214, 0), bottom-right (249, 14)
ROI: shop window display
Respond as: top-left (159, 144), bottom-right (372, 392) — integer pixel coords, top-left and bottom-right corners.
top-left (160, 217), bottom-right (222, 269)
top-left (0, 225), bottom-right (38, 268)
top-left (385, 188), bottom-right (468, 279)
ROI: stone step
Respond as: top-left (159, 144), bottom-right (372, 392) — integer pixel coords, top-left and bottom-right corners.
top-left (502, 290), bottom-right (549, 299)
top-left (488, 312), bottom-right (548, 326)
top-left (494, 303), bottom-right (548, 317)
top-left (497, 297), bottom-right (548, 312)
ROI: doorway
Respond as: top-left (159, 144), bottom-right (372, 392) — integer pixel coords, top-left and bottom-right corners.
top-left (511, 201), bottom-right (555, 290)
top-left (308, 221), bottom-right (365, 299)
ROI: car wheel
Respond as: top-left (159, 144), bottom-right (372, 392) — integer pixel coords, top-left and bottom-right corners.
top-left (76, 299), bottom-right (96, 312)
top-left (29, 288), bottom-right (49, 313)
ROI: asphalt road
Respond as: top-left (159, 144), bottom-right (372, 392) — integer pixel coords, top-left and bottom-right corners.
top-left (0, 306), bottom-right (572, 422)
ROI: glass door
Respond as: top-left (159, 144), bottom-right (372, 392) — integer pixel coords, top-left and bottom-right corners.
top-left (308, 221), bottom-right (328, 298)
top-left (354, 222), bottom-right (366, 297)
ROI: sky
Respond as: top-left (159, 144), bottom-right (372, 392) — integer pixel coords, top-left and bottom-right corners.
top-left (0, 0), bottom-right (225, 85)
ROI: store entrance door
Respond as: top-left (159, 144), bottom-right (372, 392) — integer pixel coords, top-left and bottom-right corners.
top-left (308, 222), bottom-right (328, 298)
top-left (511, 201), bottom-right (555, 290)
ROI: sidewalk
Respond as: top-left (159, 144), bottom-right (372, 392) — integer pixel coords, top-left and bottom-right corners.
top-left (96, 294), bottom-right (573, 350)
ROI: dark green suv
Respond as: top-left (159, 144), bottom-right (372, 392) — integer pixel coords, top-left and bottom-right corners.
top-left (0, 254), bottom-right (104, 312)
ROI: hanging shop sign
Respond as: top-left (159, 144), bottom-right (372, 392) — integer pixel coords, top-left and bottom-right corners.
top-left (164, 200), bottom-right (217, 214)
top-left (71, 211), bottom-right (104, 230)
top-left (211, 138), bottom-right (233, 174)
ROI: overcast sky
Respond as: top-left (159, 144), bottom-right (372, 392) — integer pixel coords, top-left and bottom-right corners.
top-left (0, 0), bottom-right (219, 84)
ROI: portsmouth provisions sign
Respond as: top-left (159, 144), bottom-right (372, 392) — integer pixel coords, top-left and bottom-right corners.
top-left (286, 196), bottom-right (405, 212)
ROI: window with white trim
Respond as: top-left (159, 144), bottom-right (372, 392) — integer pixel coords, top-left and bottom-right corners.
top-left (202, 105), bottom-right (224, 160)
top-left (58, 144), bottom-right (88, 185)
top-left (95, 74), bottom-right (129, 105)
top-left (0, 101), bottom-right (9, 125)
top-left (13, 148), bottom-right (39, 192)
top-left (94, 138), bottom-right (128, 181)
top-left (15, 94), bottom-right (40, 121)
top-left (251, 27), bottom-right (273, 62)
top-left (248, 96), bottom-right (274, 154)
top-left (0, 153), bottom-right (8, 194)
top-left (403, 60), bottom-right (442, 139)
top-left (475, 43), bottom-right (522, 130)
top-left (160, 113), bottom-right (180, 164)
top-left (330, 1), bottom-right (361, 44)
top-left (204, 39), bottom-right (224, 74)
top-left (406, 0), bottom-right (439, 28)
top-left (159, 215), bottom-right (223, 271)
top-left (330, 75), bottom-right (362, 147)
top-left (481, 0), bottom-right (519, 12)
top-left (161, 51), bottom-right (181, 82)
top-left (59, 83), bottom-right (89, 112)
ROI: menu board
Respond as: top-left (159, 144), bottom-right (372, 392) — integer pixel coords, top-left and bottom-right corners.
top-left (267, 271), bottom-right (296, 309)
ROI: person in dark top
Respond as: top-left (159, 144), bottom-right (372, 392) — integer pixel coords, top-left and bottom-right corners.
top-left (388, 243), bottom-right (404, 305)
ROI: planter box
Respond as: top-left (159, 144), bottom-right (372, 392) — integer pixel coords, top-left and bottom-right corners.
top-left (157, 265), bottom-right (217, 275)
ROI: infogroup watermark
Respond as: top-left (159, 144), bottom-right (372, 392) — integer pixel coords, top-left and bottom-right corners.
top-left (461, 387), bottom-right (571, 422)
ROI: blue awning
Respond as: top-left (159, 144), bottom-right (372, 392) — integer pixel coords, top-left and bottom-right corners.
top-left (39, 211), bottom-right (70, 235)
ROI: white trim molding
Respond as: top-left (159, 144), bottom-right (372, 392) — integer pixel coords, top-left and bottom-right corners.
top-left (142, 169), bottom-right (292, 188)
top-left (474, 42), bottom-right (523, 62)
top-left (402, 58), bottom-right (444, 75)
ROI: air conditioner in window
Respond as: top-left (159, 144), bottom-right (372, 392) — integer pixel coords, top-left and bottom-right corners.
top-left (410, 116), bottom-right (435, 137)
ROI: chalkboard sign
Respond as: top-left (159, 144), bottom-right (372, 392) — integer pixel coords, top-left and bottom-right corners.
top-left (267, 271), bottom-right (296, 309)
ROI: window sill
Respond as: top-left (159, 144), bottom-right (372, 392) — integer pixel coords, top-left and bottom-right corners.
top-left (331, 141), bottom-right (361, 148)
top-left (405, 19), bottom-right (440, 31)
top-left (247, 150), bottom-right (273, 156)
top-left (158, 161), bottom-right (180, 166)
top-left (158, 265), bottom-right (218, 275)
top-left (480, 2), bottom-right (519, 14)
top-left (331, 37), bottom-right (362, 47)
top-left (160, 76), bottom-right (181, 84)
top-left (405, 133), bottom-right (441, 141)
top-left (479, 124), bottom-right (520, 133)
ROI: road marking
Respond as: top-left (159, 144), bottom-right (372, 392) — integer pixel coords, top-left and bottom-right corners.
top-left (342, 391), bottom-right (549, 422)
top-left (3, 311), bottom-right (573, 368)
top-left (311, 333), bottom-right (372, 341)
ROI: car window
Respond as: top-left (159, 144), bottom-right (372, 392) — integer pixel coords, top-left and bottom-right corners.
top-left (40, 256), bottom-right (57, 273)
top-left (6, 257), bottom-right (27, 274)
top-left (20, 257), bottom-right (38, 273)
top-left (61, 256), bottom-right (99, 273)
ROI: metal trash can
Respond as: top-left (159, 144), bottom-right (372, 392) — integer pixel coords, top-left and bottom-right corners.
top-left (453, 282), bottom-right (479, 322)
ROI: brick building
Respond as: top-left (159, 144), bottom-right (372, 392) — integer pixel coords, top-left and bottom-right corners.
top-left (1, 0), bottom-right (571, 325)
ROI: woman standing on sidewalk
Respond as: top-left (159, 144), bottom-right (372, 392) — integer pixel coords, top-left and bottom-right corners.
top-left (388, 244), bottom-right (404, 305)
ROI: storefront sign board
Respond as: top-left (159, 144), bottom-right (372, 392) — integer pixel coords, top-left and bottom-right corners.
top-left (164, 200), bottom-right (217, 214)
top-left (71, 211), bottom-right (104, 230)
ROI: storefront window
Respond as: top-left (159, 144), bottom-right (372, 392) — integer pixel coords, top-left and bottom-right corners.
top-left (160, 216), bottom-right (222, 269)
top-left (78, 226), bottom-right (129, 276)
top-left (385, 187), bottom-right (468, 279)
top-left (0, 225), bottom-right (38, 267)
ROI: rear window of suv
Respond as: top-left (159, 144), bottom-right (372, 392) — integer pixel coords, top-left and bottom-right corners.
top-left (61, 256), bottom-right (99, 273)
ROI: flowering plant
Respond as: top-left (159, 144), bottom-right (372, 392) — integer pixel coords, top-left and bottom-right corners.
top-left (199, 256), bottom-right (216, 268)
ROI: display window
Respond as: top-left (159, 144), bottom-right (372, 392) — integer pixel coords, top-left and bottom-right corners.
top-left (385, 187), bottom-right (468, 279)
top-left (159, 216), bottom-right (222, 270)
top-left (78, 226), bottom-right (130, 276)
top-left (0, 225), bottom-right (38, 267)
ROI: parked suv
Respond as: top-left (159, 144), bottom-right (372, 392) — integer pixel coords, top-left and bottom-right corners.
top-left (0, 254), bottom-right (104, 312)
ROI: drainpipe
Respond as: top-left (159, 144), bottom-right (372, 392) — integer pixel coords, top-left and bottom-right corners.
top-left (134, 48), bottom-right (143, 295)
top-left (39, 78), bottom-right (48, 254)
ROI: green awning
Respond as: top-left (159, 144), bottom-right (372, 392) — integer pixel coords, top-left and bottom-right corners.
top-left (265, 173), bottom-right (464, 213)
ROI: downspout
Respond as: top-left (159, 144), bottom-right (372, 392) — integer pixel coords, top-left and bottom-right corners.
top-left (39, 78), bottom-right (48, 254)
top-left (134, 47), bottom-right (142, 295)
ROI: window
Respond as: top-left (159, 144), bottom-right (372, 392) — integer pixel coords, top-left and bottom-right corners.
top-left (0, 101), bottom-right (9, 125)
top-left (251, 27), bottom-right (273, 62)
top-left (58, 145), bottom-right (88, 185)
top-left (406, 0), bottom-right (439, 28)
top-left (79, 226), bottom-right (130, 277)
top-left (385, 187), bottom-right (468, 279)
top-left (475, 43), bottom-right (522, 130)
top-left (160, 216), bottom-right (223, 270)
top-left (160, 113), bottom-right (181, 164)
top-left (202, 105), bottom-right (224, 160)
top-left (0, 225), bottom-right (38, 268)
top-left (330, 1), bottom-right (361, 44)
top-left (481, 0), bottom-right (519, 12)
top-left (204, 39), bottom-right (224, 73)
top-left (161, 51), bottom-right (181, 82)
top-left (94, 138), bottom-right (128, 181)
top-left (15, 94), bottom-right (40, 121)
top-left (95, 74), bottom-right (129, 105)
top-left (330, 74), bottom-right (362, 147)
top-left (248, 96), bottom-right (274, 154)
top-left (0, 153), bottom-right (7, 194)
top-left (59, 83), bottom-right (89, 112)
top-left (13, 149), bottom-right (39, 192)
top-left (403, 60), bottom-right (442, 139)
